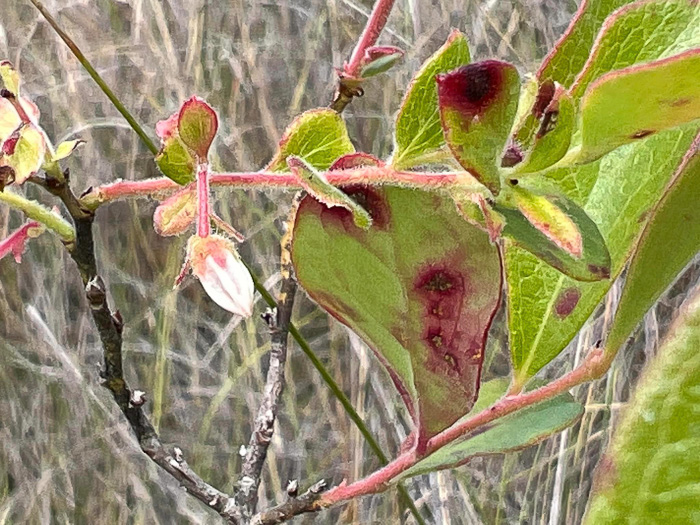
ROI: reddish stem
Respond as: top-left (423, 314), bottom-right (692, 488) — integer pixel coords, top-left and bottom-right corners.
top-left (196, 162), bottom-right (210, 237)
top-left (82, 168), bottom-right (466, 209)
top-left (320, 347), bottom-right (610, 505)
top-left (345, 0), bottom-right (397, 76)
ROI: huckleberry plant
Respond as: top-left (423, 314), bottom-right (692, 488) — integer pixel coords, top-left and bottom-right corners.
top-left (2, 0), bottom-right (700, 522)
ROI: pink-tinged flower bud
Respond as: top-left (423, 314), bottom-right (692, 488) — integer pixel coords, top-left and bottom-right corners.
top-left (187, 234), bottom-right (254, 317)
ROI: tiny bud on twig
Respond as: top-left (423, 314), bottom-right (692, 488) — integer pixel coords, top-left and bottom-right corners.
top-left (85, 276), bottom-right (106, 307)
top-left (130, 389), bottom-right (147, 407)
top-left (286, 479), bottom-right (299, 498)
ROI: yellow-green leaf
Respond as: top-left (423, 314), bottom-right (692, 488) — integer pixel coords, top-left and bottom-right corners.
top-left (392, 30), bottom-right (470, 170)
top-left (267, 109), bottom-right (355, 172)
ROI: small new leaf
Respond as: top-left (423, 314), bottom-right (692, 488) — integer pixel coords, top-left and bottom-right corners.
top-left (1, 125), bottom-right (46, 184)
top-left (153, 184), bottom-right (196, 236)
top-left (52, 139), bottom-right (85, 162)
top-left (177, 96), bottom-right (218, 159)
top-left (0, 61), bottom-right (20, 96)
top-left (287, 155), bottom-right (372, 230)
top-left (359, 46), bottom-right (405, 78)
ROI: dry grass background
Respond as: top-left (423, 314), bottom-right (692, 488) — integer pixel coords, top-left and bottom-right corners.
top-left (0, 0), bottom-right (697, 523)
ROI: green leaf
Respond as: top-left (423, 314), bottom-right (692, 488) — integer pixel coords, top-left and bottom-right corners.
top-left (392, 30), bottom-right (470, 170)
top-left (506, 124), bottom-right (698, 387)
top-left (359, 46), bottom-right (405, 78)
top-left (575, 49), bottom-right (700, 163)
top-left (570, 0), bottom-right (700, 100)
top-left (2, 125), bottom-right (46, 185)
top-left (266, 109), bottom-right (355, 172)
top-left (177, 96), bottom-right (218, 159)
top-left (395, 393), bottom-right (583, 481)
top-left (584, 288), bottom-right (700, 525)
top-left (604, 134), bottom-right (700, 355)
top-left (437, 61), bottom-right (521, 194)
top-left (292, 187), bottom-right (502, 445)
top-left (495, 186), bottom-right (611, 282)
top-left (155, 135), bottom-right (196, 185)
top-left (287, 155), bottom-right (372, 229)
top-left (514, 87), bottom-right (575, 174)
top-left (52, 139), bottom-right (85, 162)
top-left (0, 61), bottom-right (21, 96)
top-left (537, 0), bottom-right (633, 87)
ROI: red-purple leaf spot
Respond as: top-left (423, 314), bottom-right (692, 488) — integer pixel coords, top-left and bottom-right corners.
top-left (1, 128), bottom-right (20, 155)
top-left (532, 79), bottom-right (556, 119)
top-left (311, 184), bottom-right (390, 231)
top-left (415, 266), bottom-right (468, 378)
top-left (631, 129), bottom-right (655, 139)
top-left (436, 61), bottom-right (509, 120)
top-left (329, 152), bottom-right (384, 170)
top-left (555, 287), bottom-right (580, 318)
top-left (177, 96), bottom-right (218, 159)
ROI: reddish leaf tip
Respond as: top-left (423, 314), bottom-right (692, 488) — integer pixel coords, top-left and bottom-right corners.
top-left (436, 61), bottom-right (514, 117)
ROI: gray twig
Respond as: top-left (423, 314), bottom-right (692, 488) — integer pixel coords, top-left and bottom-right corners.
top-left (251, 480), bottom-right (328, 525)
top-left (232, 197), bottom-right (301, 521)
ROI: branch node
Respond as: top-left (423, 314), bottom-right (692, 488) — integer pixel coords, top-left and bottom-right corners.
top-left (130, 389), bottom-right (147, 407)
top-left (85, 275), bottom-right (106, 307)
top-left (261, 307), bottom-right (277, 329)
top-left (286, 479), bottom-right (299, 498)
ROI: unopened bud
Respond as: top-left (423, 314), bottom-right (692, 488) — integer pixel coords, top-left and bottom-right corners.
top-left (187, 234), bottom-right (255, 317)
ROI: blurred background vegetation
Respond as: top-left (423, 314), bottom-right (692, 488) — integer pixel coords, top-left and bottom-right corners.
top-left (1, 0), bottom-right (698, 523)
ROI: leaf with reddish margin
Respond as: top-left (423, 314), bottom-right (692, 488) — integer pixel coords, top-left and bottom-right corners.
top-left (575, 49), bottom-right (700, 163)
top-left (392, 30), bottom-right (471, 170)
top-left (266, 109), bottom-right (355, 172)
top-left (0, 124), bottom-right (46, 184)
top-left (437, 61), bottom-right (520, 194)
top-left (513, 85), bottom-right (575, 174)
top-left (359, 46), bottom-right (405, 78)
top-left (494, 186), bottom-right (611, 282)
top-left (569, 0), bottom-right (700, 101)
top-left (604, 133), bottom-right (700, 357)
top-left (537, 0), bottom-right (632, 87)
top-left (153, 183), bottom-right (196, 236)
top-left (177, 96), bottom-right (218, 159)
top-left (393, 392), bottom-right (583, 481)
top-left (287, 155), bottom-right (372, 230)
top-left (292, 187), bottom-right (502, 447)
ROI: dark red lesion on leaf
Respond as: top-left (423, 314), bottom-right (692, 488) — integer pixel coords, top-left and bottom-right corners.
top-left (587, 263), bottom-right (611, 279)
top-left (555, 287), bottom-right (580, 318)
top-left (533, 79), bottom-right (556, 119)
top-left (436, 61), bottom-right (510, 118)
top-left (414, 264), bottom-right (479, 378)
top-left (302, 185), bottom-right (390, 231)
top-left (631, 129), bottom-right (655, 139)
